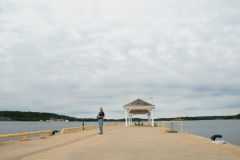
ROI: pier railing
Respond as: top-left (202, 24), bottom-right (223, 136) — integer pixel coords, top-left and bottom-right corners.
top-left (0, 130), bottom-right (52, 141)
top-left (158, 121), bottom-right (183, 133)
top-left (0, 123), bottom-right (122, 143)
top-left (61, 123), bottom-right (122, 134)
top-left (61, 125), bottom-right (99, 134)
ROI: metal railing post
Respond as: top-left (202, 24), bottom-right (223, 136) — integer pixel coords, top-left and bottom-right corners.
top-left (41, 132), bottom-right (45, 138)
top-left (23, 134), bottom-right (27, 140)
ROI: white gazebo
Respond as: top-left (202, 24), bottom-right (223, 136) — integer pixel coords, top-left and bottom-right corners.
top-left (123, 99), bottom-right (155, 127)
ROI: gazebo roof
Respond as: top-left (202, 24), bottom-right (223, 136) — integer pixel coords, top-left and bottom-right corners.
top-left (123, 99), bottom-right (155, 107)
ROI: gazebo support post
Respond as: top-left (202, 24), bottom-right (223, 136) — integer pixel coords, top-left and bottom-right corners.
top-left (148, 109), bottom-right (151, 125)
top-left (128, 112), bottom-right (130, 126)
top-left (148, 112), bottom-right (151, 125)
top-left (125, 109), bottom-right (127, 127)
top-left (130, 114), bottom-right (133, 125)
top-left (131, 114), bottom-right (133, 125)
top-left (131, 113), bottom-right (132, 125)
top-left (151, 109), bottom-right (154, 127)
top-left (125, 109), bottom-right (131, 127)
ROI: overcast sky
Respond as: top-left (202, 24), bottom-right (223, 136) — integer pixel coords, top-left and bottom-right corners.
top-left (1, 0), bottom-right (240, 119)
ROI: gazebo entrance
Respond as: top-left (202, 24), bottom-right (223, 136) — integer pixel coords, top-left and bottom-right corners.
top-left (123, 99), bottom-right (155, 127)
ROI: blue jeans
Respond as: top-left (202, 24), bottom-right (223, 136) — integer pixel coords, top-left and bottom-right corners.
top-left (98, 119), bottom-right (104, 134)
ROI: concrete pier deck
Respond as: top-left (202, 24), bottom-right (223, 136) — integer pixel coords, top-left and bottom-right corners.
top-left (1, 125), bottom-right (240, 160)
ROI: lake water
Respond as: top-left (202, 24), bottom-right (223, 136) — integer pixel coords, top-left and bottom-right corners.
top-left (0, 120), bottom-right (240, 146)
top-left (164, 120), bottom-right (240, 146)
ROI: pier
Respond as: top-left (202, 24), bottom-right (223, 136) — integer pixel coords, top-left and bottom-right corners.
top-left (1, 125), bottom-right (240, 160)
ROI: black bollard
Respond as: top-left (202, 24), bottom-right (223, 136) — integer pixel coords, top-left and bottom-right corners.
top-left (210, 134), bottom-right (222, 141)
top-left (52, 130), bottom-right (59, 135)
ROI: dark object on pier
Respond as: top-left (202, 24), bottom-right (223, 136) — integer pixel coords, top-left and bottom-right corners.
top-left (210, 134), bottom-right (222, 141)
top-left (142, 123), bottom-right (143, 125)
top-left (82, 122), bottom-right (84, 130)
top-left (52, 130), bottom-right (59, 135)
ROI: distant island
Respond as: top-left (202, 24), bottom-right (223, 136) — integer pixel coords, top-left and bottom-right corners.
top-left (0, 111), bottom-right (239, 122)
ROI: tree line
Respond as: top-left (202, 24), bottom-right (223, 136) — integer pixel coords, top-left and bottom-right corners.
top-left (0, 111), bottom-right (239, 121)
top-left (155, 114), bottom-right (240, 121)
top-left (0, 111), bottom-right (78, 121)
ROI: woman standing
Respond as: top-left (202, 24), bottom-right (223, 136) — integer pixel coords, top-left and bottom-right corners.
top-left (98, 107), bottom-right (105, 134)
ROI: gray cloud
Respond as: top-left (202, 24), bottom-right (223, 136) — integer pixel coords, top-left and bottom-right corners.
top-left (1, 0), bottom-right (240, 118)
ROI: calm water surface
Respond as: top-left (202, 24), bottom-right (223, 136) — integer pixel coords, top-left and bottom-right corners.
top-left (164, 120), bottom-right (240, 146)
top-left (1, 120), bottom-right (240, 146)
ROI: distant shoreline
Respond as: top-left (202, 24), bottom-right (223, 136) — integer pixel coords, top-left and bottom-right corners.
top-left (1, 119), bottom-right (239, 122)
top-left (0, 111), bottom-right (239, 122)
